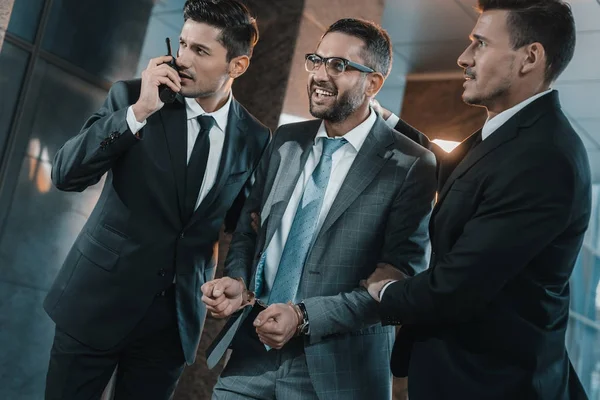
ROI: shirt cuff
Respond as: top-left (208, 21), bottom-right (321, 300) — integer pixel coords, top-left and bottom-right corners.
top-left (379, 280), bottom-right (397, 301)
top-left (126, 106), bottom-right (147, 135)
top-left (385, 113), bottom-right (400, 129)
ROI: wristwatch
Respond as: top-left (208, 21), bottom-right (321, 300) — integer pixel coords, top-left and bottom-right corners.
top-left (294, 302), bottom-right (310, 336)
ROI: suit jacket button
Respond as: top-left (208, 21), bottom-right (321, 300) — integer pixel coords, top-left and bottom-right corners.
top-left (180, 232), bottom-right (185, 239)
top-left (158, 268), bottom-right (166, 277)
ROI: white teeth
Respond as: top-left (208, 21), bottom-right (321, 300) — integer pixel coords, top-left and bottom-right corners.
top-left (315, 88), bottom-right (334, 96)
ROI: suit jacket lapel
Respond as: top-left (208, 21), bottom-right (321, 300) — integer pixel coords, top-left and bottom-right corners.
top-left (186, 99), bottom-right (247, 228)
top-left (435, 120), bottom-right (518, 211)
top-left (262, 120), bottom-right (320, 250)
top-left (436, 131), bottom-right (479, 193)
top-left (159, 99), bottom-right (188, 223)
top-left (318, 118), bottom-right (393, 236)
top-left (436, 90), bottom-right (561, 211)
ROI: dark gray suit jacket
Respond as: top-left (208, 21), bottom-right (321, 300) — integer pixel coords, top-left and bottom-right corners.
top-left (44, 79), bottom-right (270, 364)
top-left (208, 116), bottom-right (437, 399)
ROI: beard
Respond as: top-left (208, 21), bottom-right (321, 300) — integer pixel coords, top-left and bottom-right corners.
top-left (179, 70), bottom-right (228, 99)
top-left (308, 79), bottom-right (366, 123)
top-left (462, 78), bottom-right (512, 108)
top-left (180, 84), bottom-right (217, 99)
top-left (462, 59), bottom-right (514, 108)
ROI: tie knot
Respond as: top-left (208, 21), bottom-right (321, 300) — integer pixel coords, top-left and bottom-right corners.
top-left (197, 115), bottom-right (215, 132)
top-left (321, 138), bottom-right (347, 157)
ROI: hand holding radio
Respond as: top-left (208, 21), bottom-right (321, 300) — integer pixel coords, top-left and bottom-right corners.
top-left (132, 38), bottom-right (181, 122)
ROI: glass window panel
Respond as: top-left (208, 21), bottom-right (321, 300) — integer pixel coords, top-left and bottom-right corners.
top-left (0, 60), bottom-right (108, 397)
top-left (567, 183), bottom-right (600, 399)
top-left (41, 0), bottom-right (153, 82)
top-left (0, 58), bottom-right (107, 290)
top-left (0, 41), bottom-right (29, 160)
top-left (6, 0), bottom-right (45, 42)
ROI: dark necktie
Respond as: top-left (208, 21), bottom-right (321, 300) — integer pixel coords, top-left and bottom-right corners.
top-left (184, 115), bottom-right (215, 221)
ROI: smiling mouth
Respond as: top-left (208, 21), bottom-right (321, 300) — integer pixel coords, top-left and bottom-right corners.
top-left (312, 87), bottom-right (336, 99)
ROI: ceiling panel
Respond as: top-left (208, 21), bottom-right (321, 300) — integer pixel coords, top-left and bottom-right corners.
top-left (393, 40), bottom-right (468, 73)
top-left (553, 81), bottom-right (600, 119)
top-left (381, 0), bottom-right (475, 44)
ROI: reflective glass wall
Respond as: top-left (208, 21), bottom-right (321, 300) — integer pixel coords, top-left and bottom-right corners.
top-left (567, 184), bottom-right (600, 399)
top-left (0, 1), bottom-right (153, 398)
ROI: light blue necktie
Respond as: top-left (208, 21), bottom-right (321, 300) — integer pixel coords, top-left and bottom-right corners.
top-left (257, 137), bottom-right (347, 305)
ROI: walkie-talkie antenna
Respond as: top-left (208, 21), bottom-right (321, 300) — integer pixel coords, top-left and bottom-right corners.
top-left (165, 37), bottom-right (172, 56)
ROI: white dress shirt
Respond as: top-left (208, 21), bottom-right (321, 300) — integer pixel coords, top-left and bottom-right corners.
top-left (378, 89), bottom-right (553, 300)
top-left (126, 94), bottom-right (233, 210)
top-left (260, 109), bottom-right (397, 301)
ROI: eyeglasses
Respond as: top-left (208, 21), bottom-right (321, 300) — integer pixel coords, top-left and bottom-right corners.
top-left (305, 53), bottom-right (374, 76)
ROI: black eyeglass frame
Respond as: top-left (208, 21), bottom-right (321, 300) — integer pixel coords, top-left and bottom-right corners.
top-left (304, 53), bottom-right (375, 75)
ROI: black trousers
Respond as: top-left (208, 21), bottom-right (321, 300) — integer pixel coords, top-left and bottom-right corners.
top-left (45, 285), bottom-right (186, 400)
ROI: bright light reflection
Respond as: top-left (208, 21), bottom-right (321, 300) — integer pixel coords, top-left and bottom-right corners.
top-left (432, 139), bottom-right (461, 153)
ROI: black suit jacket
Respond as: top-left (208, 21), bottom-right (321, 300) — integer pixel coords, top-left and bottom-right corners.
top-left (44, 79), bottom-right (270, 364)
top-left (384, 91), bottom-right (591, 399)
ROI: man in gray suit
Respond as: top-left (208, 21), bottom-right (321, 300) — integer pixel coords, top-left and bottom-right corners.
top-left (201, 18), bottom-right (436, 399)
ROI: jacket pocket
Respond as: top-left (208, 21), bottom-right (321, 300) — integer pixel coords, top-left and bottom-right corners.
top-left (76, 232), bottom-right (119, 271)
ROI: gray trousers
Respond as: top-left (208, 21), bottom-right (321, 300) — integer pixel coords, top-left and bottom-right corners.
top-left (212, 306), bottom-right (319, 400)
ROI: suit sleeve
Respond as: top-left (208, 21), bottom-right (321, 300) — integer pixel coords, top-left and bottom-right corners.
top-left (223, 131), bottom-right (277, 284)
top-left (303, 150), bottom-right (437, 342)
top-left (223, 128), bottom-right (272, 234)
top-left (380, 147), bottom-right (577, 325)
top-left (394, 118), bottom-right (447, 164)
top-left (51, 81), bottom-right (140, 192)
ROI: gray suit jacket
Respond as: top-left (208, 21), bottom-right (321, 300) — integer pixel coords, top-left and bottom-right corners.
top-left (207, 116), bottom-right (436, 399)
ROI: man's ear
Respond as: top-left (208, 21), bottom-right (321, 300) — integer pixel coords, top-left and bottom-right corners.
top-left (365, 72), bottom-right (385, 97)
top-left (228, 55), bottom-right (250, 79)
top-left (520, 42), bottom-right (546, 76)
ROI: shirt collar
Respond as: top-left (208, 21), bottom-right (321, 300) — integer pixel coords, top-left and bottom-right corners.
top-left (314, 108), bottom-right (377, 152)
top-left (184, 92), bottom-right (233, 132)
top-left (482, 89), bottom-right (553, 141)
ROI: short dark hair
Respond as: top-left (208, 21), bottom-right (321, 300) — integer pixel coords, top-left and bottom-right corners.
top-left (477, 0), bottom-right (576, 83)
top-left (323, 18), bottom-right (393, 77)
top-left (183, 0), bottom-right (259, 61)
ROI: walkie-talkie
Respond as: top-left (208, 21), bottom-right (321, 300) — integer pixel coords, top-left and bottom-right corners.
top-left (159, 38), bottom-right (178, 104)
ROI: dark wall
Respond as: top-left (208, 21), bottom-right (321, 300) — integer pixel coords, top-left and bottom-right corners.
top-left (401, 79), bottom-right (486, 142)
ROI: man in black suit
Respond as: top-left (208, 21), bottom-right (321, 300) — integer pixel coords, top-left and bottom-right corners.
top-left (43, 1), bottom-right (270, 398)
top-left (365, 1), bottom-right (591, 399)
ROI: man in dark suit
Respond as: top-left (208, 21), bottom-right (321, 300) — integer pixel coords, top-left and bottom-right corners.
top-left (43, 1), bottom-right (270, 398)
top-left (364, 1), bottom-right (591, 399)
top-left (201, 18), bottom-right (437, 400)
